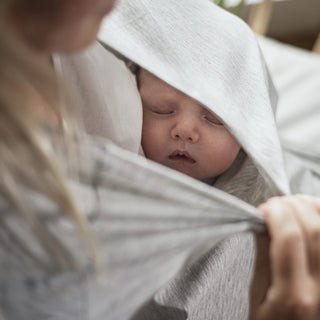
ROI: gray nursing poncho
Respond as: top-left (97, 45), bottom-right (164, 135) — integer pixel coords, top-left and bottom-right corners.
top-left (1, 0), bottom-right (319, 319)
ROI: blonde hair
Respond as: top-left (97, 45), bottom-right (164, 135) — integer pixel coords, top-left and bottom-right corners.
top-left (0, 3), bottom-right (98, 270)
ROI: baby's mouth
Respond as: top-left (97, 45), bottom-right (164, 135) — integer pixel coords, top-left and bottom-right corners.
top-left (168, 150), bottom-right (196, 164)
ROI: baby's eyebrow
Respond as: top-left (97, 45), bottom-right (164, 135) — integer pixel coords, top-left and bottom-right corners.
top-left (142, 101), bottom-right (175, 110)
top-left (142, 94), bottom-right (176, 105)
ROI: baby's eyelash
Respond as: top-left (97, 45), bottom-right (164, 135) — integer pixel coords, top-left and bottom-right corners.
top-left (145, 104), bottom-right (174, 114)
top-left (153, 110), bottom-right (174, 115)
top-left (204, 114), bottom-right (223, 125)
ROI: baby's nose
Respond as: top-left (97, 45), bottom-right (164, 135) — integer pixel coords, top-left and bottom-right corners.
top-left (171, 117), bottom-right (200, 143)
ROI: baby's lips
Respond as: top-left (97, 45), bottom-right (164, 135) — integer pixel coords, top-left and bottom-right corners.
top-left (169, 150), bottom-right (196, 163)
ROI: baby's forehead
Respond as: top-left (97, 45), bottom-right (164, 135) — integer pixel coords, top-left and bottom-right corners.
top-left (138, 69), bottom-right (223, 119)
top-left (138, 69), bottom-right (175, 92)
top-left (139, 70), bottom-right (200, 103)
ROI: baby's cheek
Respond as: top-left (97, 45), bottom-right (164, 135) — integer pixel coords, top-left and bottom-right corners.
top-left (205, 133), bottom-right (240, 172)
top-left (223, 138), bottom-right (240, 161)
top-left (141, 123), bottom-right (160, 158)
top-left (220, 131), bottom-right (240, 155)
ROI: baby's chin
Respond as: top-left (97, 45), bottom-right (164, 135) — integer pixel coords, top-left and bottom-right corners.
top-left (150, 156), bottom-right (212, 181)
top-left (165, 163), bottom-right (207, 181)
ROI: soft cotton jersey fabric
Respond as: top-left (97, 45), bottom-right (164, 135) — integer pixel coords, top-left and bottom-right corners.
top-left (0, 135), bottom-right (264, 320)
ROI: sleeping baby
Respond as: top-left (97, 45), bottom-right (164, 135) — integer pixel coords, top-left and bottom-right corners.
top-left (138, 69), bottom-right (240, 182)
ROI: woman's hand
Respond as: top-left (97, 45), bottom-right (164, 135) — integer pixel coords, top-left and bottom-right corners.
top-left (250, 195), bottom-right (320, 320)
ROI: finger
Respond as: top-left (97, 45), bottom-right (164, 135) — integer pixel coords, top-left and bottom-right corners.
top-left (259, 197), bottom-right (308, 286)
top-left (287, 196), bottom-right (320, 275)
top-left (295, 194), bottom-right (320, 211)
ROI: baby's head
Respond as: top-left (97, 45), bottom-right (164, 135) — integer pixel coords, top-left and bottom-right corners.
top-left (138, 69), bottom-right (240, 181)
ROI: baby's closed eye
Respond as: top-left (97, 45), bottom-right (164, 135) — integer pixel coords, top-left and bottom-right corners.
top-left (144, 103), bottom-right (175, 115)
top-left (202, 111), bottom-right (223, 126)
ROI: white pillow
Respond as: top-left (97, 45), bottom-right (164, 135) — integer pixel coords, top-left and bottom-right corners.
top-left (258, 36), bottom-right (320, 150)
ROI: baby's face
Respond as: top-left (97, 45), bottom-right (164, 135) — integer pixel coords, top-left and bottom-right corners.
top-left (139, 70), bottom-right (240, 180)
